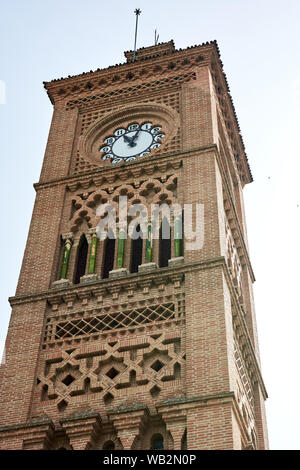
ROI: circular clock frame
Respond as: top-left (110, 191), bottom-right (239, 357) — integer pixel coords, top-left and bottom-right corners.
top-left (78, 102), bottom-right (180, 167)
top-left (100, 122), bottom-right (166, 164)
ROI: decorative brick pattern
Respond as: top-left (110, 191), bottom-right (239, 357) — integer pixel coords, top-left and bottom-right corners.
top-left (47, 302), bottom-right (180, 342)
top-left (0, 40), bottom-right (268, 450)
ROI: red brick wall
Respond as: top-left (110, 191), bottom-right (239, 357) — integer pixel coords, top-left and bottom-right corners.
top-left (0, 41), bottom-right (268, 449)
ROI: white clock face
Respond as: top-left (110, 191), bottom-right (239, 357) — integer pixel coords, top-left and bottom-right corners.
top-left (99, 122), bottom-right (165, 164)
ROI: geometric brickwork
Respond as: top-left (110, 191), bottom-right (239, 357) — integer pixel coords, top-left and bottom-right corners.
top-left (45, 302), bottom-right (182, 343)
top-left (36, 330), bottom-right (185, 413)
top-left (0, 40), bottom-right (268, 450)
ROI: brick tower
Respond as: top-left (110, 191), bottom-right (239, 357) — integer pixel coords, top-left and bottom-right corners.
top-left (0, 40), bottom-right (268, 450)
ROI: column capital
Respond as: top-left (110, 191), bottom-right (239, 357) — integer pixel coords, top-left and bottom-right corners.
top-left (88, 227), bottom-right (98, 236)
top-left (62, 232), bottom-right (74, 242)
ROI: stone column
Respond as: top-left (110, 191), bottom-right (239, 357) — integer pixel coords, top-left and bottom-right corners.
top-left (109, 225), bottom-right (128, 278)
top-left (52, 233), bottom-right (73, 288)
top-left (60, 235), bottom-right (73, 279)
top-left (116, 227), bottom-right (126, 269)
top-left (168, 214), bottom-right (184, 268)
top-left (145, 221), bottom-right (152, 262)
top-left (80, 228), bottom-right (99, 284)
top-left (88, 231), bottom-right (98, 274)
top-left (139, 220), bottom-right (157, 273)
top-left (174, 213), bottom-right (183, 257)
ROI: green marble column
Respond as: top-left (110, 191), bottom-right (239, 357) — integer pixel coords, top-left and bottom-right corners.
top-left (117, 229), bottom-right (126, 268)
top-left (88, 234), bottom-right (98, 274)
top-left (145, 222), bottom-right (152, 262)
top-left (174, 215), bottom-right (183, 257)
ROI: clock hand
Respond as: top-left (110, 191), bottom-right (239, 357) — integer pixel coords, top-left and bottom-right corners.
top-left (123, 134), bottom-right (132, 144)
top-left (123, 133), bottom-right (137, 147)
top-left (128, 130), bottom-right (140, 147)
top-left (123, 131), bottom-right (139, 147)
top-left (131, 130), bottom-right (140, 142)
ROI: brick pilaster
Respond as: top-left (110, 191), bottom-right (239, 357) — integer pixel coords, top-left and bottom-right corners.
top-left (60, 412), bottom-right (101, 450)
top-left (0, 419), bottom-right (54, 450)
top-left (158, 407), bottom-right (186, 450)
top-left (109, 407), bottom-right (149, 450)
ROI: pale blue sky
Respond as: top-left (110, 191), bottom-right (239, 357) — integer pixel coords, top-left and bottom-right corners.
top-left (1, 0), bottom-right (300, 450)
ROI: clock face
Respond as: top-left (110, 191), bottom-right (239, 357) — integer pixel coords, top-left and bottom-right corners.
top-left (99, 122), bottom-right (165, 164)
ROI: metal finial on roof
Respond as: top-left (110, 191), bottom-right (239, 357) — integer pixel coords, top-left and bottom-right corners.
top-left (155, 29), bottom-right (159, 46)
top-left (133, 8), bottom-right (141, 62)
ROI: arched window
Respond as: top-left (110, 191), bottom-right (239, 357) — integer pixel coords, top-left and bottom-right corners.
top-left (130, 224), bottom-right (143, 273)
top-left (74, 235), bottom-right (88, 284)
top-left (159, 217), bottom-right (171, 268)
top-left (103, 440), bottom-right (115, 450)
top-left (102, 228), bottom-right (115, 279)
top-left (150, 433), bottom-right (164, 450)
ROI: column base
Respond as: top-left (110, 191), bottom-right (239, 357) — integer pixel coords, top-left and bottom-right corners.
top-left (109, 268), bottom-right (128, 279)
top-left (52, 279), bottom-right (72, 289)
top-left (138, 262), bottom-right (157, 273)
top-left (80, 273), bottom-right (99, 284)
top-left (168, 256), bottom-right (184, 267)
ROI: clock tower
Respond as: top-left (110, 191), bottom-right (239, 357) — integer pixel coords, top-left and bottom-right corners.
top-left (0, 40), bottom-right (268, 450)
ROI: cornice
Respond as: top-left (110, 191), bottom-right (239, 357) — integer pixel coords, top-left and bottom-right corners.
top-left (43, 46), bottom-right (213, 107)
top-left (9, 257), bottom-right (222, 307)
top-left (0, 417), bottom-right (54, 434)
top-left (156, 391), bottom-right (236, 413)
top-left (33, 145), bottom-right (216, 191)
top-left (44, 41), bottom-right (215, 89)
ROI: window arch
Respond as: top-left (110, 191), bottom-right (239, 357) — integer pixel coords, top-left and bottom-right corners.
top-left (102, 228), bottom-right (115, 279)
top-left (150, 433), bottom-right (164, 450)
top-left (159, 217), bottom-right (171, 268)
top-left (130, 224), bottom-right (143, 273)
top-left (74, 234), bottom-right (88, 284)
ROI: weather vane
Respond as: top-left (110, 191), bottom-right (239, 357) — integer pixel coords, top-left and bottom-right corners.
top-left (133, 8), bottom-right (141, 62)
